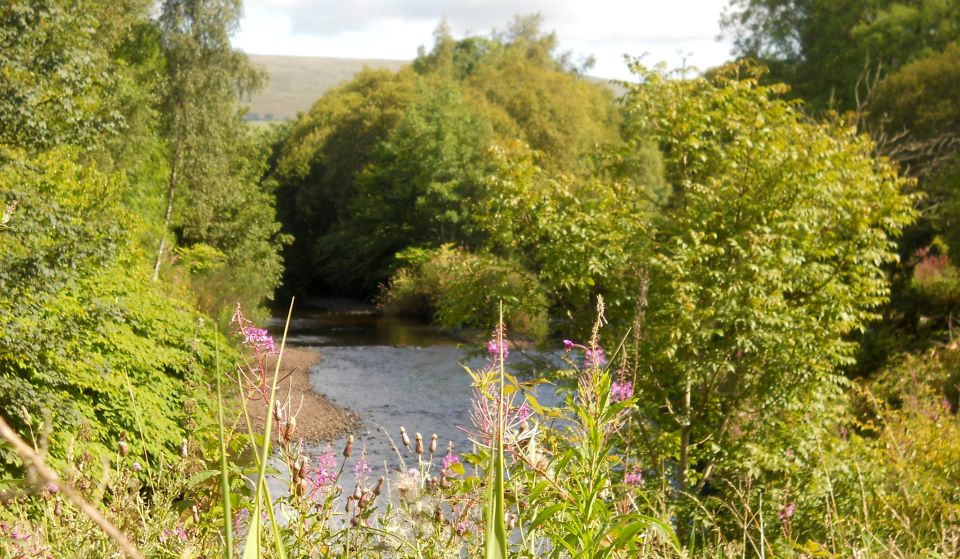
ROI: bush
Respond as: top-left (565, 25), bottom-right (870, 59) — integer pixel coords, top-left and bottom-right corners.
top-left (0, 148), bottom-right (225, 473)
top-left (382, 244), bottom-right (549, 341)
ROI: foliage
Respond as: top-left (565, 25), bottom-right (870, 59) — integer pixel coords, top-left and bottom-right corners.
top-left (0, 148), bottom-right (224, 471)
top-left (273, 68), bottom-right (418, 295)
top-left (382, 245), bottom-right (549, 341)
top-left (157, 0), bottom-right (286, 319)
top-left (315, 78), bottom-right (494, 294)
top-left (0, 0), bottom-right (125, 152)
top-left (272, 16), bottom-right (623, 298)
top-left (471, 141), bottom-right (656, 335)
top-left (620, 61), bottom-right (916, 500)
top-left (722, 0), bottom-right (960, 112)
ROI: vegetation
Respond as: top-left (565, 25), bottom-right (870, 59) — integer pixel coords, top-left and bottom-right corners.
top-left (1, 0), bottom-right (283, 474)
top-left (3, 2), bottom-right (960, 558)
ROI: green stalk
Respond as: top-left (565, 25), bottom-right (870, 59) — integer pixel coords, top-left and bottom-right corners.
top-left (216, 335), bottom-right (234, 559)
top-left (484, 302), bottom-right (508, 559)
top-left (243, 298), bottom-right (294, 559)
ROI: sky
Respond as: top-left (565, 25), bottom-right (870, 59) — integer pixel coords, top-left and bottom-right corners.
top-left (234, 0), bottom-right (737, 81)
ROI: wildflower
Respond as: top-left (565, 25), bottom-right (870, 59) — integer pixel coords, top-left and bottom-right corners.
top-left (563, 339), bottom-right (574, 351)
top-left (408, 468), bottom-right (420, 479)
top-left (625, 468), bottom-right (643, 486)
top-left (132, 462), bottom-right (142, 472)
top-left (400, 426), bottom-right (410, 448)
top-left (441, 452), bottom-right (460, 470)
top-left (230, 304), bottom-right (277, 354)
top-left (778, 502), bottom-right (796, 521)
top-left (242, 327), bottom-right (276, 354)
top-left (514, 401), bottom-right (532, 423)
top-left (487, 339), bottom-right (508, 359)
top-left (429, 433), bottom-right (438, 454)
top-left (353, 455), bottom-right (372, 483)
top-left (610, 381), bottom-right (633, 402)
top-left (584, 347), bottom-right (606, 369)
top-left (10, 529), bottom-right (30, 541)
top-left (487, 324), bottom-right (509, 365)
top-left (415, 432), bottom-right (424, 455)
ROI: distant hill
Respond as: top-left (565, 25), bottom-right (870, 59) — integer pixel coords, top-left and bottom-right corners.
top-left (243, 54), bottom-right (623, 122)
top-left (243, 54), bottom-right (408, 122)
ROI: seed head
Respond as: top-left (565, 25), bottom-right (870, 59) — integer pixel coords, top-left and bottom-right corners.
top-left (343, 435), bottom-right (354, 458)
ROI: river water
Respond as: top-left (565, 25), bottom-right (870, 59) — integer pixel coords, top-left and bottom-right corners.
top-left (266, 301), bottom-right (561, 495)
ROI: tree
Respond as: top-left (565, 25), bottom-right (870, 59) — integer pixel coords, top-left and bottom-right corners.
top-left (0, 0), bottom-right (152, 154)
top-left (621, 62), bottom-right (916, 498)
top-left (317, 77), bottom-right (494, 294)
top-left (722, 0), bottom-right (960, 112)
top-left (272, 68), bottom-right (418, 295)
top-left (156, 0), bottom-right (284, 318)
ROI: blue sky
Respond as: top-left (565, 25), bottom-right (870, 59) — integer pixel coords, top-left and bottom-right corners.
top-left (234, 0), bottom-right (736, 81)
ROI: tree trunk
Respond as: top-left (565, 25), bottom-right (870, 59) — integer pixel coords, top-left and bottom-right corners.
top-left (152, 146), bottom-right (180, 281)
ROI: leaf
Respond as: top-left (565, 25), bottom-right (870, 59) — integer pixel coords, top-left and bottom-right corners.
top-left (185, 469), bottom-right (220, 490)
top-left (529, 503), bottom-right (564, 530)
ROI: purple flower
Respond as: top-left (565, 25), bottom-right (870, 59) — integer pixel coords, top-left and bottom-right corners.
top-left (584, 347), bottom-right (606, 369)
top-left (611, 381), bottom-right (633, 402)
top-left (487, 340), bottom-right (508, 359)
top-left (10, 529), bottom-right (30, 541)
top-left (441, 452), bottom-right (460, 469)
top-left (242, 326), bottom-right (276, 354)
top-left (353, 456), bottom-right (372, 482)
top-left (563, 339), bottom-right (575, 351)
top-left (513, 401), bottom-right (533, 423)
top-left (779, 502), bottom-right (796, 521)
top-left (625, 468), bottom-right (643, 486)
top-left (132, 461), bottom-right (142, 472)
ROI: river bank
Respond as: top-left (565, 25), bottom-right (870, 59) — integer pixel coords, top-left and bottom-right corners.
top-left (248, 347), bottom-right (361, 443)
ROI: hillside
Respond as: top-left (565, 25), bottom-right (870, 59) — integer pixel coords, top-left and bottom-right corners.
top-left (243, 54), bottom-right (623, 122)
top-left (243, 54), bottom-right (408, 121)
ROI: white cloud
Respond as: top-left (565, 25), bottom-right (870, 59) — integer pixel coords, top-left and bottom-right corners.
top-left (235, 0), bottom-right (735, 80)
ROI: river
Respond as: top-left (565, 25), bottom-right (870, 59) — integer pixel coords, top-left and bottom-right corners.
top-left (265, 300), bottom-right (561, 497)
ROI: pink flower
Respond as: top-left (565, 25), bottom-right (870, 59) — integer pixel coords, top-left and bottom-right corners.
top-left (353, 456), bottom-right (372, 482)
top-left (611, 381), bottom-right (633, 401)
top-left (441, 452), bottom-right (460, 469)
top-left (563, 339), bottom-right (574, 351)
top-left (487, 340), bottom-right (508, 359)
top-left (584, 347), bottom-right (606, 369)
top-left (625, 468), bottom-right (643, 486)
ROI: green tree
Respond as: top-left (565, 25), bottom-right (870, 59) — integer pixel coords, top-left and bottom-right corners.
top-left (0, 0), bottom-right (157, 155)
top-left (156, 0), bottom-right (285, 318)
top-left (272, 68), bottom-right (418, 295)
top-left (621, 62), bottom-right (915, 499)
top-left (722, 0), bottom-right (960, 112)
top-left (318, 77), bottom-right (494, 294)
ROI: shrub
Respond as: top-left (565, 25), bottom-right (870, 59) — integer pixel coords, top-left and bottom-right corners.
top-left (0, 148), bottom-right (225, 473)
top-left (382, 245), bottom-right (549, 341)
